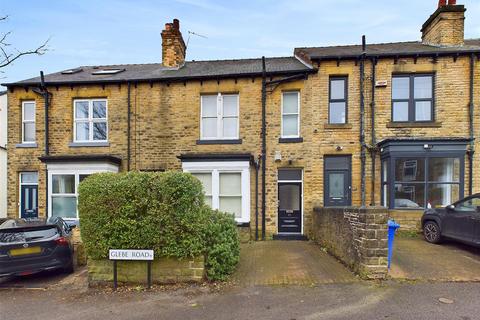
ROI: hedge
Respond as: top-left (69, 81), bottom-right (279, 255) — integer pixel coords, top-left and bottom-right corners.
top-left (78, 171), bottom-right (240, 281)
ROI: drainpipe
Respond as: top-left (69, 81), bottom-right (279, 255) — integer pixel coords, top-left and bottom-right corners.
top-left (127, 82), bottom-right (131, 171)
top-left (468, 53), bottom-right (475, 195)
top-left (370, 57), bottom-right (376, 206)
top-left (254, 154), bottom-right (261, 241)
top-left (40, 71), bottom-right (49, 156)
top-left (360, 36), bottom-right (366, 207)
top-left (40, 71), bottom-right (50, 218)
top-left (261, 56), bottom-right (267, 241)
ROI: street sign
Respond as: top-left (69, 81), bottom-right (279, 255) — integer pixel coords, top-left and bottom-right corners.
top-left (109, 249), bottom-right (154, 261)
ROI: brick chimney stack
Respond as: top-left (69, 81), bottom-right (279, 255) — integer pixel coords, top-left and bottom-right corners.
top-left (421, 0), bottom-right (466, 47)
top-left (161, 19), bottom-right (186, 67)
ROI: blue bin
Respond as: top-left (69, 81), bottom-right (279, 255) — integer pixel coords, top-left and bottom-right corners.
top-left (387, 219), bottom-right (400, 269)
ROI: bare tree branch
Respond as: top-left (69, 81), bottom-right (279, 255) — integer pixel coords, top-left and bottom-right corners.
top-left (0, 14), bottom-right (49, 70)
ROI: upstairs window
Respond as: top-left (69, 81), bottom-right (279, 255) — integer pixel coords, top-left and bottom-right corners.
top-left (22, 101), bottom-right (36, 143)
top-left (74, 99), bottom-right (108, 142)
top-left (392, 74), bottom-right (434, 122)
top-left (200, 94), bottom-right (239, 140)
top-left (329, 77), bottom-right (348, 124)
top-left (281, 92), bottom-right (300, 137)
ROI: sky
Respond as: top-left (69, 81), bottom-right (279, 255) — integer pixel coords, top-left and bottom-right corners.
top-left (1, 0), bottom-right (479, 85)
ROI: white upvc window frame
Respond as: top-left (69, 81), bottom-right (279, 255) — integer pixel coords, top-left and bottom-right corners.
top-left (200, 93), bottom-right (239, 140)
top-left (281, 91), bottom-right (300, 138)
top-left (47, 162), bottom-right (118, 221)
top-left (73, 99), bottom-right (108, 143)
top-left (22, 101), bottom-right (36, 144)
top-left (182, 161), bottom-right (250, 223)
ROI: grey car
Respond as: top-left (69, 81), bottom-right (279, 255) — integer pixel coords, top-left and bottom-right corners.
top-left (0, 217), bottom-right (75, 277)
top-left (421, 193), bottom-right (480, 247)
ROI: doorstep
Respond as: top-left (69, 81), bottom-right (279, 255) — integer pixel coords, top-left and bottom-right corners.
top-left (273, 234), bottom-right (308, 241)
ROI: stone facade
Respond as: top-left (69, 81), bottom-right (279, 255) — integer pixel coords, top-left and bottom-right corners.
top-left (5, 3), bottom-right (480, 240)
top-left (421, 3), bottom-right (466, 47)
top-left (312, 207), bottom-right (388, 279)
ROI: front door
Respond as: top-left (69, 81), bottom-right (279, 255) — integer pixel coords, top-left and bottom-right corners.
top-left (278, 182), bottom-right (302, 234)
top-left (20, 184), bottom-right (38, 219)
top-left (324, 156), bottom-right (351, 207)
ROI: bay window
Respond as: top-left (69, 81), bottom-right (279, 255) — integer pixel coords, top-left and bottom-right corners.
top-left (47, 162), bottom-right (119, 220)
top-left (183, 161), bottom-right (250, 223)
top-left (380, 139), bottom-right (466, 209)
top-left (74, 99), bottom-right (108, 142)
top-left (200, 94), bottom-right (239, 140)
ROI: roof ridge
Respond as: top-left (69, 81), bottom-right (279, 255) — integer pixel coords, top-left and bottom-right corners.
top-left (185, 56), bottom-right (295, 63)
top-left (68, 56), bottom-right (298, 70)
top-left (295, 40), bottom-right (421, 50)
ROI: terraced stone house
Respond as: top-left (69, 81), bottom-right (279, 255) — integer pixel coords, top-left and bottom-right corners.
top-left (3, 1), bottom-right (480, 239)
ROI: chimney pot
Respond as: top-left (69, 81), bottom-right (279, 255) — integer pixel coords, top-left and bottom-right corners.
top-left (161, 18), bottom-right (186, 67)
top-left (422, 1), bottom-right (465, 47)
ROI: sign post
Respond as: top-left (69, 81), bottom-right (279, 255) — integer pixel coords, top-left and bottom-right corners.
top-left (109, 249), bottom-right (154, 290)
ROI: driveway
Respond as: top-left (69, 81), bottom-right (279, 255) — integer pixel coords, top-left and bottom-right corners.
top-left (390, 236), bottom-right (480, 281)
top-left (232, 241), bottom-right (356, 286)
top-left (0, 267), bottom-right (88, 291)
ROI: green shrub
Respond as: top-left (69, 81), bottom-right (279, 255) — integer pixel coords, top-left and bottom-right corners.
top-left (78, 171), bottom-right (209, 260)
top-left (78, 171), bottom-right (240, 281)
top-left (205, 210), bottom-right (240, 281)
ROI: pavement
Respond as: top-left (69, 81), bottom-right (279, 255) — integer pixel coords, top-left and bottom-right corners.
top-left (2, 239), bottom-right (480, 319)
top-left (390, 236), bottom-right (480, 281)
top-left (1, 281), bottom-right (480, 320)
top-left (232, 241), bottom-right (357, 286)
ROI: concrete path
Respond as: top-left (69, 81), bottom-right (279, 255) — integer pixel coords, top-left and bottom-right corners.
top-left (390, 237), bottom-right (480, 281)
top-left (232, 241), bottom-right (356, 286)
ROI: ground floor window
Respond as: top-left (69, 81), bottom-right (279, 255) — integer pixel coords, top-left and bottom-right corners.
top-left (47, 162), bottom-right (118, 220)
top-left (182, 161), bottom-right (250, 223)
top-left (380, 139), bottom-right (467, 210)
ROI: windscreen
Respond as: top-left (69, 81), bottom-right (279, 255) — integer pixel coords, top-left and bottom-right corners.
top-left (0, 226), bottom-right (59, 244)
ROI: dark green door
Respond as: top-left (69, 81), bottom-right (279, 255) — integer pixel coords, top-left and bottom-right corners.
top-left (21, 184), bottom-right (38, 219)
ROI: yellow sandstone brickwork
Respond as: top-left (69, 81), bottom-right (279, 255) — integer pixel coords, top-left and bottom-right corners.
top-left (6, 52), bottom-right (480, 238)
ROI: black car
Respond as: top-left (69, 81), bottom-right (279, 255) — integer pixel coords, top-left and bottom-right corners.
top-left (0, 217), bottom-right (75, 277)
top-left (422, 193), bottom-right (480, 247)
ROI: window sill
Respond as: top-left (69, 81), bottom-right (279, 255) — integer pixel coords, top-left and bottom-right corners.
top-left (324, 123), bottom-right (352, 129)
top-left (236, 222), bottom-right (250, 227)
top-left (387, 122), bottom-right (442, 128)
top-left (16, 143), bottom-right (38, 148)
top-left (279, 137), bottom-right (303, 143)
top-left (69, 142), bottom-right (110, 147)
top-left (196, 139), bottom-right (242, 145)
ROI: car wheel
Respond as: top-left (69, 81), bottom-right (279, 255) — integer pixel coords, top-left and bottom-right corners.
top-left (423, 221), bottom-right (441, 244)
top-left (63, 260), bottom-right (74, 274)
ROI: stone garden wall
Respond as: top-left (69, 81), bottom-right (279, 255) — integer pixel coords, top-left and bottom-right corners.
top-left (88, 256), bottom-right (205, 285)
top-left (311, 206), bottom-right (388, 279)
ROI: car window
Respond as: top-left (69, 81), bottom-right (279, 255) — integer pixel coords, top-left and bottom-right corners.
top-left (455, 197), bottom-right (480, 212)
top-left (0, 226), bottom-right (59, 243)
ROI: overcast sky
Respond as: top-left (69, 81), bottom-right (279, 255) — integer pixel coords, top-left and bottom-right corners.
top-left (1, 0), bottom-right (479, 85)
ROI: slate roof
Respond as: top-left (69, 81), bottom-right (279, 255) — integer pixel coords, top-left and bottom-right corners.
top-left (3, 56), bottom-right (312, 87)
top-left (295, 39), bottom-right (480, 60)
